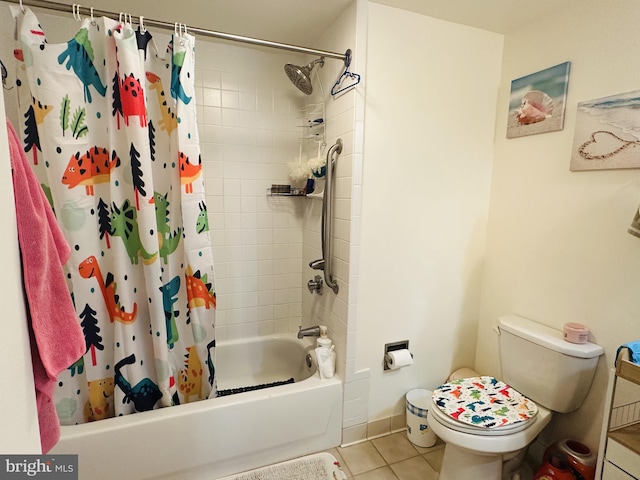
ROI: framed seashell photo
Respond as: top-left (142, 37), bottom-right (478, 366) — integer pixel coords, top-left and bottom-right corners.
top-left (570, 90), bottom-right (640, 171)
top-left (506, 62), bottom-right (571, 139)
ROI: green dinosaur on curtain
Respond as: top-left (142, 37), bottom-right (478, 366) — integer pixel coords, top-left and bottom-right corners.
top-left (196, 201), bottom-right (209, 234)
top-left (152, 191), bottom-right (182, 263)
top-left (110, 199), bottom-right (158, 265)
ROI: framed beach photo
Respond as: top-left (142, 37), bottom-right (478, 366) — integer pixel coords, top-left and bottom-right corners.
top-left (507, 62), bottom-right (571, 139)
top-left (570, 90), bottom-right (640, 171)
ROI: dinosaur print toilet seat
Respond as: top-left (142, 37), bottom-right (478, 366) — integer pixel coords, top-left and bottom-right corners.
top-left (432, 376), bottom-right (538, 430)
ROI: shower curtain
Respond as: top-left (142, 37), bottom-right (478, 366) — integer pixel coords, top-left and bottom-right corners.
top-left (12, 7), bottom-right (216, 424)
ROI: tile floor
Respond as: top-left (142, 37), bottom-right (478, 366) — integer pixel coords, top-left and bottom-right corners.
top-left (324, 432), bottom-right (445, 480)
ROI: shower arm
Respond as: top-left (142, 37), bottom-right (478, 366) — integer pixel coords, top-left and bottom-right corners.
top-left (7, 0), bottom-right (351, 64)
top-left (320, 139), bottom-right (342, 295)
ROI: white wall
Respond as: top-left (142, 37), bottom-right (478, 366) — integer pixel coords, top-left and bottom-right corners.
top-left (358, 3), bottom-right (503, 422)
top-left (476, 0), bottom-right (640, 451)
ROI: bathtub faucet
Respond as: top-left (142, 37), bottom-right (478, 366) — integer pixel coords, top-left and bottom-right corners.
top-left (297, 325), bottom-right (321, 339)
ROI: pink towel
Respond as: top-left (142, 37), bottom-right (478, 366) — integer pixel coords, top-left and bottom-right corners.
top-left (7, 118), bottom-right (85, 453)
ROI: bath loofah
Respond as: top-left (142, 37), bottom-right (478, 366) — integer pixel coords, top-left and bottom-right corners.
top-left (288, 159), bottom-right (311, 185)
top-left (288, 144), bottom-right (312, 186)
top-left (307, 155), bottom-right (326, 178)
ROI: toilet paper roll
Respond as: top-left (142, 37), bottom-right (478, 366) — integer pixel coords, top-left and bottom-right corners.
top-left (386, 349), bottom-right (413, 370)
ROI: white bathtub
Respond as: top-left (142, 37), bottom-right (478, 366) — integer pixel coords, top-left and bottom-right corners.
top-left (50, 334), bottom-right (343, 480)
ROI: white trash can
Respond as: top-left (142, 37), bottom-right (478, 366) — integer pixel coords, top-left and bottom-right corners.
top-left (406, 389), bottom-right (437, 448)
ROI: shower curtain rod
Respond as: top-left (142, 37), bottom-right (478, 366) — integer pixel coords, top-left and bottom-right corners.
top-left (4, 0), bottom-right (349, 62)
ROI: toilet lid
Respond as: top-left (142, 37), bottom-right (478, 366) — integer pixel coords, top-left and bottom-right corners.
top-left (432, 376), bottom-right (538, 430)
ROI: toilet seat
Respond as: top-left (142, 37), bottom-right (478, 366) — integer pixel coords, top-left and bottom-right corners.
top-left (432, 376), bottom-right (538, 436)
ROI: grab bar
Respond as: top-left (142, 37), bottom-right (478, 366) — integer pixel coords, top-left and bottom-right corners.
top-left (320, 138), bottom-right (342, 294)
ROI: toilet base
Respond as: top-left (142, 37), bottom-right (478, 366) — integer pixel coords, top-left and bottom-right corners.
top-left (439, 443), bottom-right (503, 480)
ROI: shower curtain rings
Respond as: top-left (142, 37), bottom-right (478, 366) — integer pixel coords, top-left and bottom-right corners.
top-left (90, 7), bottom-right (96, 26)
top-left (139, 16), bottom-right (146, 33)
top-left (175, 23), bottom-right (186, 46)
top-left (72, 4), bottom-right (82, 21)
top-left (19, 0), bottom-right (24, 12)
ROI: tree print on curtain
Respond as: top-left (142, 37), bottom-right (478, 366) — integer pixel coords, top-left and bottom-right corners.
top-left (13, 8), bottom-right (216, 424)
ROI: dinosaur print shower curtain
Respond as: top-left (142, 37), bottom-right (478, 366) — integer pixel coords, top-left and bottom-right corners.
top-left (12, 8), bottom-right (216, 424)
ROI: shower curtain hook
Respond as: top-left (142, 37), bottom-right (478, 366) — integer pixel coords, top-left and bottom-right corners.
top-left (19, 0), bottom-right (25, 12)
top-left (119, 12), bottom-right (123, 25)
top-left (175, 23), bottom-right (185, 46)
top-left (139, 15), bottom-right (145, 33)
top-left (90, 7), bottom-right (96, 26)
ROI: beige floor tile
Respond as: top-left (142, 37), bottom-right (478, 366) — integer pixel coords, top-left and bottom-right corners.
top-left (371, 432), bottom-right (419, 464)
top-left (423, 447), bottom-right (445, 473)
top-left (389, 456), bottom-right (438, 480)
top-left (339, 441), bottom-right (387, 476)
top-left (354, 466), bottom-right (399, 480)
top-left (402, 432), bottom-right (445, 454)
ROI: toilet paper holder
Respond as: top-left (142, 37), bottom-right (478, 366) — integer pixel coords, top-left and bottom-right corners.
top-left (384, 340), bottom-right (412, 371)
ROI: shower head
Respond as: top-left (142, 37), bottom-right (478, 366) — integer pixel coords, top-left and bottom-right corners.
top-left (284, 57), bottom-right (325, 95)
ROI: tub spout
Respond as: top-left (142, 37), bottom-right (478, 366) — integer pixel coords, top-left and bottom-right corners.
top-left (298, 325), bottom-right (321, 339)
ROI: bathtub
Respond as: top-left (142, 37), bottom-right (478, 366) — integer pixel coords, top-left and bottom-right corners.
top-left (50, 334), bottom-right (343, 480)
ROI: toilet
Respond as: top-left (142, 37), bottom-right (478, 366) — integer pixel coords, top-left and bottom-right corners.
top-left (426, 314), bottom-right (604, 480)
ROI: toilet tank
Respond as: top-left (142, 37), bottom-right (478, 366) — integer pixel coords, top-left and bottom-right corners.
top-left (497, 315), bottom-right (604, 413)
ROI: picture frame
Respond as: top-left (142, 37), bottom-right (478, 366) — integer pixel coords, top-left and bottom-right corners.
top-left (507, 62), bottom-right (571, 139)
top-left (570, 90), bottom-right (640, 171)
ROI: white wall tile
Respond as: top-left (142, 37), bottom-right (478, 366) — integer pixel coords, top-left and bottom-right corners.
top-left (192, 17), bottom-right (358, 356)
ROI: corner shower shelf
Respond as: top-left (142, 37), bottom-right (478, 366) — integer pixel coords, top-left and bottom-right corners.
top-left (265, 189), bottom-right (323, 198)
top-left (266, 188), bottom-right (306, 197)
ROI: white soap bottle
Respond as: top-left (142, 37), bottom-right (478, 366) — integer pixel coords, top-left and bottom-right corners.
top-left (317, 325), bottom-right (332, 349)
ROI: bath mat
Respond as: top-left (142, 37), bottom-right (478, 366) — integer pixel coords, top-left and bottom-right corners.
top-left (217, 378), bottom-right (295, 397)
top-left (217, 452), bottom-right (347, 480)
